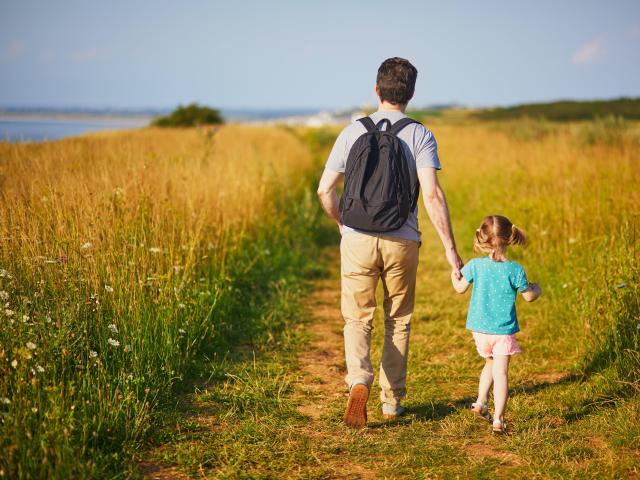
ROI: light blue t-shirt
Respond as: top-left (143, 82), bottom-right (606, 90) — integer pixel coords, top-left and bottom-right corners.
top-left (461, 257), bottom-right (529, 335)
top-left (325, 110), bottom-right (441, 243)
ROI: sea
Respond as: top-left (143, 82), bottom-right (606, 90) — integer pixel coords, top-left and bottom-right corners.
top-left (0, 118), bottom-right (149, 143)
top-left (0, 108), bottom-right (324, 143)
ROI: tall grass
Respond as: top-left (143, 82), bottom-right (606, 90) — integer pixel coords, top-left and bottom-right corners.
top-left (0, 125), bottom-right (320, 478)
top-left (435, 118), bottom-right (640, 387)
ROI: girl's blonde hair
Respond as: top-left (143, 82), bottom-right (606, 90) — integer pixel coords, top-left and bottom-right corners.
top-left (474, 215), bottom-right (526, 260)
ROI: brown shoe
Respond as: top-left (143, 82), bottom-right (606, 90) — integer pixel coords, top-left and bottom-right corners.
top-left (343, 383), bottom-right (369, 428)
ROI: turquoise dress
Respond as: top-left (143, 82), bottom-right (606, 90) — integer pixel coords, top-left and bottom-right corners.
top-left (460, 257), bottom-right (529, 335)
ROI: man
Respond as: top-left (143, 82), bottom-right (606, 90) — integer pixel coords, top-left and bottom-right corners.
top-left (316, 57), bottom-right (463, 428)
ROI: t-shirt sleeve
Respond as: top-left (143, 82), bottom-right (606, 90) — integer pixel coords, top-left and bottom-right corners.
top-left (461, 259), bottom-right (474, 283)
top-left (325, 127), bottom-right (351, 173)
top-left (513, 265), bottom-right (529, 292)
top-left (414, 127), bottom-right (441, 170)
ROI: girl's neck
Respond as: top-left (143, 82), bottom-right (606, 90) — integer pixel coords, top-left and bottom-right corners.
top-left (489, 250), bottom-right (508, 262)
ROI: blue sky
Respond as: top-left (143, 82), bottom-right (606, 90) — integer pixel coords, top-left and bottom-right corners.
top-left (1, 0), bottom-right (639, 109)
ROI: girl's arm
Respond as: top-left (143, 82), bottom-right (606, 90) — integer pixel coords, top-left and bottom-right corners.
top-left (521, 282), bottom-right (542, 302)
top-left (451, 270), bottom-right (470, 293)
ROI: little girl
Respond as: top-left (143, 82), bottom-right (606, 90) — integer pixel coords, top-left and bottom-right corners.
top-left (451, 215), bottom-right (541, 433)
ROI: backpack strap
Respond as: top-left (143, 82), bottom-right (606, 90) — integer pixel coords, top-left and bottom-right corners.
top-left (377, 118), bottom-right (392, 132)
top-left (390, 117), bottom-right (422, 211)
top-left (357, 117), bottom-right (377, 132)
top-left (390, 117), bottom-right (420, 136)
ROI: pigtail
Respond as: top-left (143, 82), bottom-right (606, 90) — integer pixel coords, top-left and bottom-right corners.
top-left (473, 226), bottom-right (492, 254)
top-left (509, 225), bottom-right (527, 246)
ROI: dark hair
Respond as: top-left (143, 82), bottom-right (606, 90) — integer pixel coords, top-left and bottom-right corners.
top-left (376, 57), bottom-right (418, 105)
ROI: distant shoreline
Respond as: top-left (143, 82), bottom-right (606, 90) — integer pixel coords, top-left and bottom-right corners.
top-left (0, 112), bottom-right (151, 126)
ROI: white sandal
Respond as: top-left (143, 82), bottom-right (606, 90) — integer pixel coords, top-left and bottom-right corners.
top-left (471, 402), bottom-right (493, 423)
top-left (492, 418), bottom-right (508, 434)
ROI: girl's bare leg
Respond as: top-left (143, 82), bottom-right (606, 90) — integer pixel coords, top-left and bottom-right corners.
top-left (492, 355), bottom-right (510, 422)
top-left (476, 358), bottom-right (493, 405)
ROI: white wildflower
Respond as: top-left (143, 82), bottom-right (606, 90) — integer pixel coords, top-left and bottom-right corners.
top-left (22, 315), bottom-right (30, 322)
top-left (26, 341), bottom-right (36, 350)
top-left (108, 324), bottom-right (118, 334)
top-left (36, 365), bottom-right (45, 373)
top-left (31, 407), bottom-right (38, 413)
top-left (178, 303), bottom-right (186, 309)
top-left (108, 338), bottom-right (120, 347)
top-left (0, 397), bottom-right (10, 405)
top-left (123, 344), bottom-right (132, 353)
top-left (4, 309), bottom-right (14, 317)
top-left (178, 328), bottom-right (186, 334)
top-left (89, 350), bottom-right (98, 358)
top-left (0, 291), bottom-right (8, 300)
top-left (0, 269), bottom-right (12, 278)
top-left (562, 283), bottom-right (568, 289)
top-left (149, 247), bottom-right (162, 254)
top-left (104, 285), bottom-right (114, 293)
top-left (10, 359), bottom-right (17, 368)
top-left (127, 374), bottom-right (133, 381)
top-left (80, 242), bottom-right (93, 250)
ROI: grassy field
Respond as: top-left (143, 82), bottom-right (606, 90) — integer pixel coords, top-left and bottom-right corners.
top-left (141, 118), bottom-right (639, 478)
top-left (0, 125), bottom-right (325, 478)
top-left (1, 118), bottom-right (639, 478)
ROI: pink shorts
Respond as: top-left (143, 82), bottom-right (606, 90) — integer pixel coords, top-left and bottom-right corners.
top-left (472, 332), bottom-right (521, 358)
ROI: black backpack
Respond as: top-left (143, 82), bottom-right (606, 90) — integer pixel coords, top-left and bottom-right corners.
top-left (339, 117), bottom-right (421, 232)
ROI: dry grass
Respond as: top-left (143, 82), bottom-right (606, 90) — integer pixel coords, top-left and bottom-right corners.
top-left (0, 125), bottom-right (317, 478)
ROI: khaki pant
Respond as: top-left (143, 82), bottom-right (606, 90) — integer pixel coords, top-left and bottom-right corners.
top-left (340, 232), bottom-right (419, 407)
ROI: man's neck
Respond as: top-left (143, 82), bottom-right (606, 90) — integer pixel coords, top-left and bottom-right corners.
top-left (377, 101), bottom-right (407, 113)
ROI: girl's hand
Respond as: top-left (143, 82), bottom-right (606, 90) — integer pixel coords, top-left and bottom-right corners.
top-left (451, 269), bottom-right (470, 293)
top-left (522, 282), bottom-right (542, 302)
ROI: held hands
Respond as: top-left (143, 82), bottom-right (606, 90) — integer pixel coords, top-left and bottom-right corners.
top-left (446, 247), bottom-right (464, 280)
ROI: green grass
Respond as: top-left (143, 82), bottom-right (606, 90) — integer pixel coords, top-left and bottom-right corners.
top-left (3, 119), bottom-right (638, 478)
top-left (144, 119), bottom-right (639, 479)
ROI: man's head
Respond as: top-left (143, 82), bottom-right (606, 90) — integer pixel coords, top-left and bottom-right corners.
top-left (375, 57), bottom-right (418, 106)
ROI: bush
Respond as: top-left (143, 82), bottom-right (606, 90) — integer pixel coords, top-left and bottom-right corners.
top-left (152, 103), bottom-right (224, 127)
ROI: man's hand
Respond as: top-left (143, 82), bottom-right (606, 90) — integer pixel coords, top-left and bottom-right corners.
top-left (446, 247), bottom-right (464, 279)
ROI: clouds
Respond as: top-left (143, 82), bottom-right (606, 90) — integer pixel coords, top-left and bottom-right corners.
top-left (68, 48), bottom-right (99, 63)
top-left (4, 40), bottom-right (25, 60)
top-left (571, 36), bottom-right (606, 65)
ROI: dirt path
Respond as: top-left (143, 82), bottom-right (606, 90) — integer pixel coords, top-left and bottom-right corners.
top-left (291, 250), bottom-right (380, 479)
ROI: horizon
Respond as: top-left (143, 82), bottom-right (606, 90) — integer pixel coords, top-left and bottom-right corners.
top-left (1, 95), bottom-right (639, 116)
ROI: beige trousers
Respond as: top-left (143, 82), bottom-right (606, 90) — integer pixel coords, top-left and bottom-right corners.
top-left (340, 232), bottom-right (419, 407)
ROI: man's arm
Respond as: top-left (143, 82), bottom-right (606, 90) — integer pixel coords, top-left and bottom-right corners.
top-left (417, 167), bottom-right (463, 278)
top-left (317, 168), bottom-right (344, 231)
